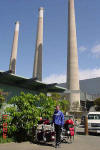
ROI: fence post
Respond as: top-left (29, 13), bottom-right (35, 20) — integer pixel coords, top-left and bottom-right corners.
top-left (85, 115), bottom-right (88, 135)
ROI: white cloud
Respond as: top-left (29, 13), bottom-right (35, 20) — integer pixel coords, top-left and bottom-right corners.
top-left (79, 68), bottom-right (100, 80)
top-left (43, 68), bottom-right (100, 84)
top-left (79, 46), bottom-right (87, 52)
top-left (43, 74), bottom-right (66, 84)
top-left (91, 44), bottom-right (100, 57)
top-left (79, 44), bottom-right (100, 57)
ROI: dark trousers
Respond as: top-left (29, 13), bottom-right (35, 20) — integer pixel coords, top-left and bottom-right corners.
top-left (54, 124), bottom-right (62, 145)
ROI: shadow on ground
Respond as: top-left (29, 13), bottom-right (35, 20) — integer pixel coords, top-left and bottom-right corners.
top-left (36, 142), bottom-right (54, 147)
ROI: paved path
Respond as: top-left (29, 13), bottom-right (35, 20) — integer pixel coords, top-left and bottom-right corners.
top-left (0, 135), bottom-right (100, 150)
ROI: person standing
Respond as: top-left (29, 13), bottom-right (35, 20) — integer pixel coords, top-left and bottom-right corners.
top-left (53, 105), bottom-right (64, 147)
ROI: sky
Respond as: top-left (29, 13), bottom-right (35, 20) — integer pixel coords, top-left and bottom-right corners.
top-left (0, 0), bottom-right (100, 84)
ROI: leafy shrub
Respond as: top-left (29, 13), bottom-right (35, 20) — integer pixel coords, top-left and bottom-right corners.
top-left (4, 92), bottom-right (69, 142)
top-left (94, 97), bottom-right (100, 106)
top-left (5, 93), bottom-right (57, 141)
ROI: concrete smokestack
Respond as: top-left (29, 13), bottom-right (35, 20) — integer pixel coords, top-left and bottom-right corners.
top-left (9, 21), bottom-right (19, 74)
top-left (67, 0), bottom-right (80, 110)
top-left (33, 7), bottom-right (44, 81)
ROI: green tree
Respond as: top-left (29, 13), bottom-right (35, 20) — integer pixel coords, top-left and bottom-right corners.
top-left (51, 93), bottom-right (70, 114)
top-left (5, 92), bottom-right (57, 141)
top-left (0, 89), bottom-right (6, 108)
top-left (59, 100), bottom-right (70, 114)
top-left (94, 98), bottom-right (100, 111)
top-left (36, 93), bottom-right (57, 119)
top-left (6, 92), bottom-right (40, 141)
top-left (94, 97), bottom-right (100, 106)
top-left (5, 92), bottom-right (70, 142)
top-left (51, 93), bottom-right (61, 101)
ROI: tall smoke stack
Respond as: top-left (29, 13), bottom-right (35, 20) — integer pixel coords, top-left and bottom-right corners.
top-left (67, 0), bottom-right (80, 110)
top-left (9, 21), bottom-right (19, 74)
top-left (33, 7), bottom-right (44, 81)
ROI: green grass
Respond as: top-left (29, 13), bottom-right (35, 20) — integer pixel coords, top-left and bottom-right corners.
top-left (0, 136), bottom-right (14, 144)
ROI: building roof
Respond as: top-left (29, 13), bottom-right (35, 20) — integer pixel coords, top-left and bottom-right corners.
top-left (80, 78), bottom-right (100, 96)
top-left (0, 71), bottom-right (66, 93)
top-left (58, 77), bottom-right (100, 96)
top-left (58, 78), bottom-right (100, 101)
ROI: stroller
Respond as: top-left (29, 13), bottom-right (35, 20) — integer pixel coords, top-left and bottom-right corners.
top-left (61, 120), bottom-right (74, 143)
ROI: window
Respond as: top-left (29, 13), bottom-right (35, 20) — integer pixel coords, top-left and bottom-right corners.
top-left (88, 114), bottom-right (100, 120)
